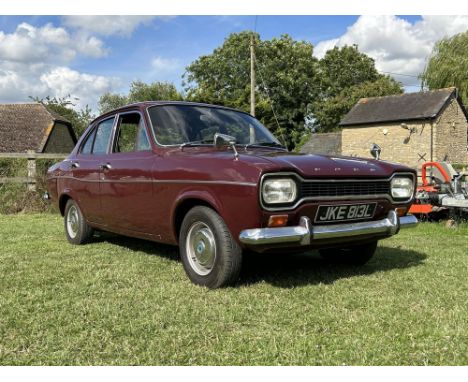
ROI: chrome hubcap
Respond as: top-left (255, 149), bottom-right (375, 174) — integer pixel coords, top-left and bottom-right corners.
top-left (66, 205), bottom-right (79, 239)
top-left (186, 221), bottom-right (216, 276)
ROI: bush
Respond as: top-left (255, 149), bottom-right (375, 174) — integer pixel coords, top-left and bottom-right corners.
top-left (0, 159), bottom-right (59, 214)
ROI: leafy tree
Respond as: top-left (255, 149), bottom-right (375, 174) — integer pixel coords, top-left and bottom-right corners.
top-left (421, 31), bottom-right (468, 104)
top-left (98, 93), bottom-right (128, 114)
top-left (31, 95), bottom-right (94, 138)
top-left (184, 32), bottom-right (320, 149)
top-left (98, 80), bottom-right (183, 114)
top-left (311, 45), bottom-right (403, 132)
top-left (317, 45), bottom-right (381, 98)
top-left (312, 76), bottom-right (403, 132)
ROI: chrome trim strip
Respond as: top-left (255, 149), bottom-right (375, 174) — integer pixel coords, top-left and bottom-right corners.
top-left (152, 179), bottom-right (257, 186)
top-left (259, 171), bottom-right (416, 211)
top-left (50, 175), bottom-right (256, 186)
top-left (239, 211), bottom-right (418, 246)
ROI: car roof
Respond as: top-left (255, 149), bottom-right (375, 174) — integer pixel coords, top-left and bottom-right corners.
top-left (91, 101), bottom-right (250, 124)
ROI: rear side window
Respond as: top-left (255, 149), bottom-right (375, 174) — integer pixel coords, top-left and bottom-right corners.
top-left (92, 118), bottom-right (115, 154)
top-left (113, 113), bottom-right (151, 153)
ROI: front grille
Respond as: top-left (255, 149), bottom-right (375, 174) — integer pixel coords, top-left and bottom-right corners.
top-left (300, 180), bottom-right (391, 198)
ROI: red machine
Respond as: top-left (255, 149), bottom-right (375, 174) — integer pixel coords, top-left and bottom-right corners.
top-left (409, 161), bottom-right (468, 220)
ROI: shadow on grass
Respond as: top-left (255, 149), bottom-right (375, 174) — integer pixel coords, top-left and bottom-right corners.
top-left (93, 231), bottom-right (180, 262)
top-left (238, 246), bottom-right (427, 288)
top-left (93, 231), bottom-right (427, 289)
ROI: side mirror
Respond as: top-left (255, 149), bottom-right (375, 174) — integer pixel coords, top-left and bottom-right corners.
top-left (214, 133), bottom-right (236, 148)
top-left (370, 143), bottom-right (381, 160)
top-left (213, 133), bottom-right (239, 160)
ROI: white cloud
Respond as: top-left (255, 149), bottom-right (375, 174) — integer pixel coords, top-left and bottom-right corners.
top-left (0, 22), bottom-right (107, 63)
top-left (62, 16), bottom-right (157, 37)
top-left (40, 67), bottom-right (119, 108)
top-left (75, 34), bottom-right (109, 58)
top-left (0, 64), bottom-right (119, 110)
top-left (151, 56), bottom-right (181, 73)
top-left (314, 16), bottom-right (468, 88)
top-left (0, 21), bottom-right (118, 110)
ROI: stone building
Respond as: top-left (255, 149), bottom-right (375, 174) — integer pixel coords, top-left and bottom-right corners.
top-left (339, 88), bottom-right (468, 168)
top-left (0, 103), bottom-right (77, 153)
top-left (299, 132), bottom-right (342, 156)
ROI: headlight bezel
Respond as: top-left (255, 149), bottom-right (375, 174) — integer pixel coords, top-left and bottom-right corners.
top-left (390, 175), bottom-right (415, 200)
top-left (261, 177), bottom-right (298, 207)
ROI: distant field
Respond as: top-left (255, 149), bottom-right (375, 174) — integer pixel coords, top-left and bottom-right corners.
top-left (0, 214), bottom-right (467, 365)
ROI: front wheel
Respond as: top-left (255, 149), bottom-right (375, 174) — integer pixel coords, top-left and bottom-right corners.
top-left (179, 206), bottom-right (242, 288)
top-left (319, 241), bottom-right (378, 265)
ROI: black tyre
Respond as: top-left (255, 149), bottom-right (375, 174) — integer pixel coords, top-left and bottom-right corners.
top-left (319, 241), bottom-right (378, 265)
top-left (64, 199), bottom-right (94, 245)
top-left (179, 206), bottom-right (242, 288)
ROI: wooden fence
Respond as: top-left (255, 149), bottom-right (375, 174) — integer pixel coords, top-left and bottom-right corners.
top-left (0, 151), bottom-right (67, 191)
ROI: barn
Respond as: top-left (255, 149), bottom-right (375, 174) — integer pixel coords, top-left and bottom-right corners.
top-left (302, 88), bottom-right (468, 169)
top-left (0, 103), bottom-right (77, 153)
top-left (339, 88), bottom-right (468, 168)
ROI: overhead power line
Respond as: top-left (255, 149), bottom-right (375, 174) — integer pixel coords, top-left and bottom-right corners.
top-left (379, 71), bottom-right (420, 78)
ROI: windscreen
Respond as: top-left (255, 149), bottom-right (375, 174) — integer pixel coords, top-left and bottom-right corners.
top-left (148, 104), bottom-right (280, 146)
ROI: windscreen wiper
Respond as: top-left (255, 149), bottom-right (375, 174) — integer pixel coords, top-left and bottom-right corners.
top-left (179, 139), bottom-right (214, 148)
top-left (244, 141), bottom-right (286, 150)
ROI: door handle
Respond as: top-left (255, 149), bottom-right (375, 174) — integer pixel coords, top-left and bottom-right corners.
top-left (100, 163), bottom-right (112, 170)
top-left (70, 161), bottom-right (80, 169)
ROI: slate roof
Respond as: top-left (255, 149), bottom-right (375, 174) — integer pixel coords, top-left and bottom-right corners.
top-left (339, 87), bottom-right (468, 127)
top-left (0, 103), bottom-right (73, 153)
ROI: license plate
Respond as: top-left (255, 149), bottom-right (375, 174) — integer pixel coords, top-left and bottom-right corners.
top-left (315, 203), bottom-right (377, 223)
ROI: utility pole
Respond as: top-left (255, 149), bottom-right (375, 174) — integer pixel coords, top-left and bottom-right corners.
top-left (250, 33), bottom-right (256, 117)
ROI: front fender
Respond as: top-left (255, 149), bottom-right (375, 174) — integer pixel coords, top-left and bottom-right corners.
top-left (170, 184), bottom-right (261, 245)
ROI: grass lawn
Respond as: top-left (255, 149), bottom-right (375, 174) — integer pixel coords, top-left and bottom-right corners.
top-left (0, 213), bottom-right (467, 365)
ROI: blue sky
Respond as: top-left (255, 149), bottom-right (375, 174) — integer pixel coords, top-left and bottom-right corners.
top-left (0, 15), bottom-right (466, 111)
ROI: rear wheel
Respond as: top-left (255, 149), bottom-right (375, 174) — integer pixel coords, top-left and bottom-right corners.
top-left (319, 241), bottom-right (378, 265)
top-left (64, 199), bottom-right (94, 244)
top-left (179, 206), bottom-right (242, 288)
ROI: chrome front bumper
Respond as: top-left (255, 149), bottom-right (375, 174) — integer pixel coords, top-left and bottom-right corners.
top-left (239, 210), bottom-right (418, 246)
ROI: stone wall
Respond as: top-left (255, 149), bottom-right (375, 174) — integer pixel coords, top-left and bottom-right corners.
top-left (300, 132), bottom-right (341, 156)
top-left (434, 98), bottom-right (468, 165)
top-left (341, 120), bottom-right (433, 169)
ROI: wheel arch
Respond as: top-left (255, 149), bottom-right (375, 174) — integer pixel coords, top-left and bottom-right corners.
top-left (58, 193), bottom-right (73, 216)
top-left (172, 193), bottom-right (222, 242)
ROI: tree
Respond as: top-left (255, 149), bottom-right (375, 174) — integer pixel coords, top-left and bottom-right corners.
top-left (312, 77), bottom-right (403, 132)
top-left (421, 31), bottom-right (468, 104)
top-left (98, 80), bottom-right (183, 114)
top-left (98, 93), bottom-right (128, 114)
top-left (311, 45), bottom-right (403, 132)
top-left (31, 95), bottom-right (95, 138)
top-left (184, 32), bottom-right (320, 149)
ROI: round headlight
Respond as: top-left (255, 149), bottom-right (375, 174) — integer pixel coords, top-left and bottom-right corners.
top-left (262, 178), bottom-right (297, 204)
top-left (391, 176), bottom-right (414, 199)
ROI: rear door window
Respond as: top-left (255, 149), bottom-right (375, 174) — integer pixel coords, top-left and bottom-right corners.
top-left (113, 113), bottom-right (151, 153)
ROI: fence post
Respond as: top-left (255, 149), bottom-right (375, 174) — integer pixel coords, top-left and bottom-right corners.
top-left (27, 150), bottom-right (36, 191)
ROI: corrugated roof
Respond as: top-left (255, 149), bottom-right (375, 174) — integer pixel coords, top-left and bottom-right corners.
top-left (0, 103), bottom-right (72, 153)
top-left (339, 88), bottom-right (465, 127)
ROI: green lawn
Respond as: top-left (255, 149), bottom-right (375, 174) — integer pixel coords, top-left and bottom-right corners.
top-left (0, 214), bottom-right (467, 365)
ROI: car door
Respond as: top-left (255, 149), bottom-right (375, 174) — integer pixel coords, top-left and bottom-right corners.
top-left (70, 117), bottom-right (115, 224)
top-left (99, 111), bottom-right (156, 234)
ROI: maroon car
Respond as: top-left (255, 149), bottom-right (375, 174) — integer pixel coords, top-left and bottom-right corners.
top-left (46, 101), bottom-right (418, 288)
